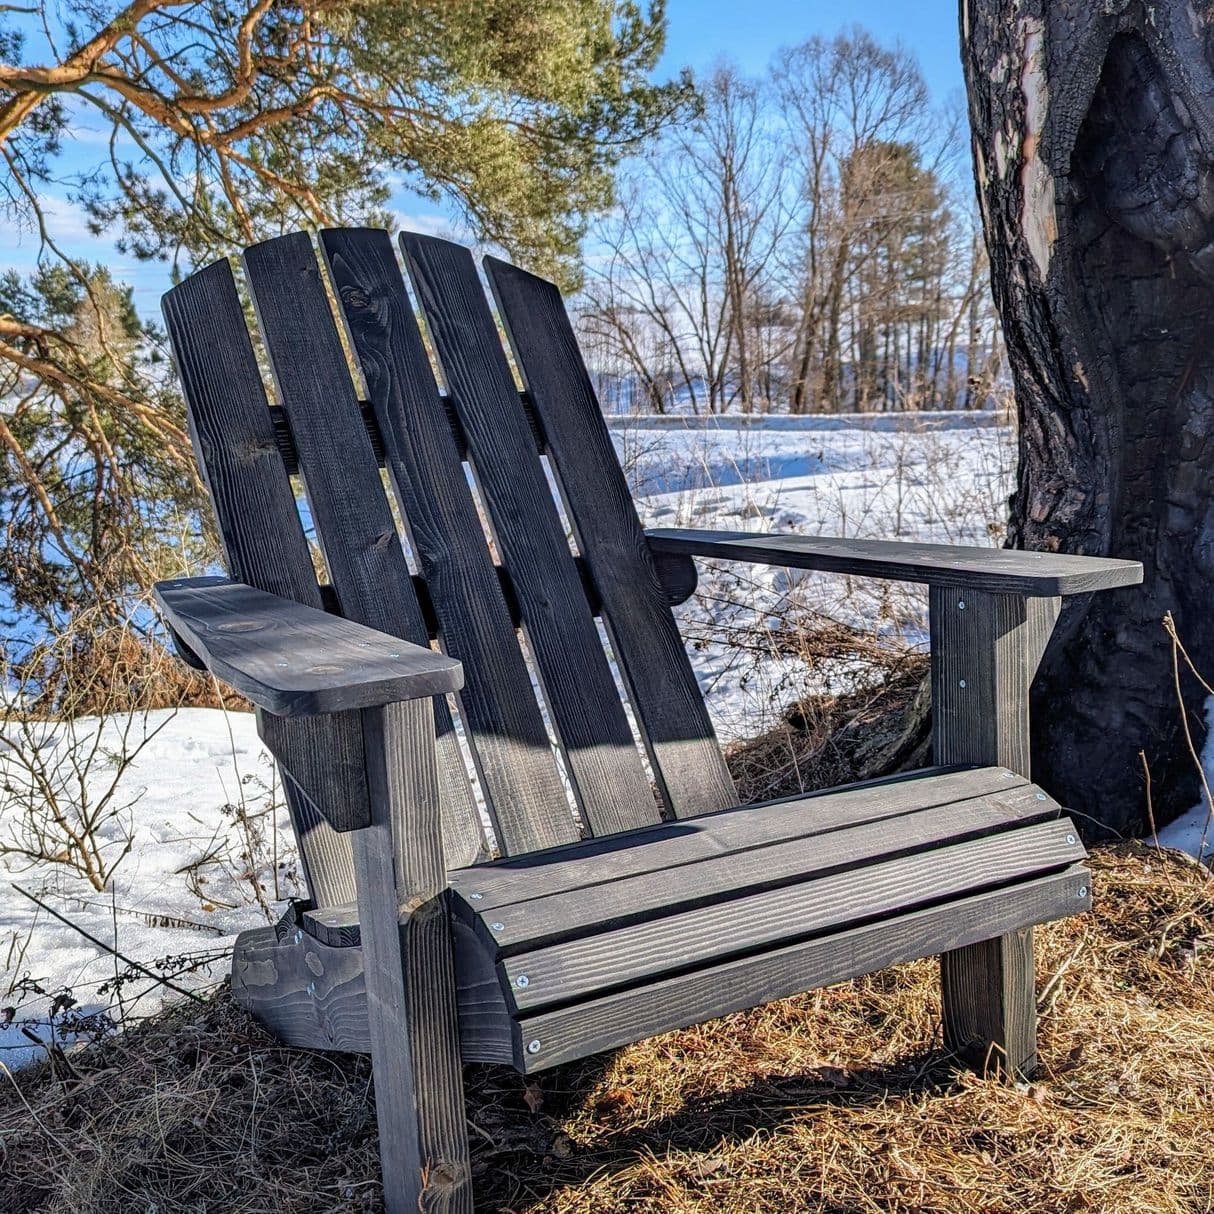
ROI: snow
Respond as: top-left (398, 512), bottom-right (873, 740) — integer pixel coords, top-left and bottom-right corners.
top-left (0, 410), bottom-right (1201, 1067)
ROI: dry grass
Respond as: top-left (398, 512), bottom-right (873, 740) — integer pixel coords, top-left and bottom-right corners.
top-left (2, 845), bottom-right (1212, 1213)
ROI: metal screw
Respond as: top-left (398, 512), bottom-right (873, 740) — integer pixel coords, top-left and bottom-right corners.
top-left (958, 679), bottom-right (967, 689)
top-left (293, 929), bottom-right (303, 944)
top-left (277, 661), bottom-right (289, 667)
top-left (490, 921), bottom-right (505, 932)
top-left (1078, 886), bottom-right (1089, 898)
top-left (307, 981), bottom-right (316, 997)
top-left (1066, 834), bottom-right (1077, 845)
top-left (957, 600), bottom-right (966, 610)
top-left (1036, 793), bottom-right (1047, 801)
top-left (470, 892), bottom-right (484, 901)
top-left (527, 1039), bottom-right (541, 1055)
top-left (1002, 771), bottom-right (1017, 779)
top-left (389, 652), bottom-right (400, 658)
top-left (515, 975), bottom-right (530, 989)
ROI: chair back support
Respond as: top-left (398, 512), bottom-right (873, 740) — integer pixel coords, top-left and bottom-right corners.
top-left (162, 229), bottom-right (735, 864)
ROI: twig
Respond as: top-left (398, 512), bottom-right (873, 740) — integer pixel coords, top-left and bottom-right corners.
top-left (12, 885), bottom-right (206, 1004)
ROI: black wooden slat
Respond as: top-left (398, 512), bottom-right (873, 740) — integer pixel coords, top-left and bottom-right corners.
top-left (318, 227), bottom-right (578, 855)
top-left (503, 818), bottom-right (1084, 1011)
top-left (514, 866), bottom-right (1090, 1072)
top-left (155, 576), bottom-right (463, 716)
top-left (400, 233), bottom-right (661, 837)
top-left (240, 233), bottom-right (485, 869)
top-left (161, 260), bottom-right (360, 901)
top-left (448, 766), bottom-right (1032, 912)
top-left (647, 530), bottom-right (1144, 597)
top-left (484, 256), bottom-right (737, 818)
top-left (470, 784), bottom-right (1063, 953)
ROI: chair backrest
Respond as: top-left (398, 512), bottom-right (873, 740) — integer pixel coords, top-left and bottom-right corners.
top-left (162, 229), bottom-right (735, 865)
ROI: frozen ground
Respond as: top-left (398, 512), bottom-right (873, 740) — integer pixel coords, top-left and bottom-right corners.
top-left (2, 411), bottom-right (1207, 1067)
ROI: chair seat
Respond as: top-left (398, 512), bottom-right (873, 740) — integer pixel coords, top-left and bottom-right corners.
top-left (270, 766), bottom-right (1086, 1072)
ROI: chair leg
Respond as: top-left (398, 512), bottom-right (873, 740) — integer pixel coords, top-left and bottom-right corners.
top-left (353, 701), bottom-right (473, 1213)
top-left (940, 927), bottom-right (1037, 1078)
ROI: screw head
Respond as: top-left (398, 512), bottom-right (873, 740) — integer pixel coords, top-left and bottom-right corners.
top-left (1066, 834), bottom-right (1077, 845)
top-left (957, 600), bottom-right (966, 610)
top-left (388, 652), bottom-right (401, 658)
top-left (958, 679), bottom-right (967, 689)
top-left (516, 975), bottom-right (530, 989)
top-left (1036, 793), bottom-right (1047, 801)
top-left (490, 921), bottom-right (505, 932)
top-left (307, 981), bottom-right (316, 997)
top-left (527, 1039), bottom-right (542, 1055)
top-left (293, 929), bottom-right (303, 944)
top-left (1078, 886), bottom-right (1089, 899)
top-left (470, 892), bottom-right (484, 901)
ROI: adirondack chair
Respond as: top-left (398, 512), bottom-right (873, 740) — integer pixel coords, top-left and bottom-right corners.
top-left (154, 227), bottom-right (1142, 1212)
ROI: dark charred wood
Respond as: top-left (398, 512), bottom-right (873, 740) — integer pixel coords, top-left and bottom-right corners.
top-left (963, 0), bottom-right (1214, 834)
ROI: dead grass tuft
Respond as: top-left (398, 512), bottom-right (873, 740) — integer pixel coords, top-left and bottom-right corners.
top-left (2, 846), bottom-right (1212, 1212)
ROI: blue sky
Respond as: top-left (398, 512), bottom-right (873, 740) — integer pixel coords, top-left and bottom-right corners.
top-left (6, 1), bottom-right (964, 316)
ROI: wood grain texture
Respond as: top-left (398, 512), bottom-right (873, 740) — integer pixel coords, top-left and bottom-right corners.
top-left (648, 529), bottom-right (1144, 597)
top-left (515, 866), bottom-right (1090, 1072)
top-left (501, 818), bottom-right (1084, 1012)
top-left (230, 916), bottom-right (514, 1064)
top-left (401, 232), bottom-right (660, 837)
top-left (319, 227), bottom-right (577, 855)
top-left (471, 786), bottom-right (1065, 954)
top-left (155, 576), bottom-right (463, 716)
top-left (448, 766), bottom-right (1037, 912)
top-left (485, 255), bottom-right (736, 818)
top-left (161, 259), bottom-right (358, 898)
top-left (352, 702), bottom-right (472, 1213)
top-left (931, 588), bottom-right (1065, 1077)
top-left (242, 232), bottom-right (484, 869)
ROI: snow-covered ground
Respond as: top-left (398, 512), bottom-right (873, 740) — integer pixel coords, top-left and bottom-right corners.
top-left (1, 411), bottom-right (1208, 1068)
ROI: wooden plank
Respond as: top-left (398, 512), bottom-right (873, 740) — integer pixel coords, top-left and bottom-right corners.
top-left (515, 866), bottom-right (1090, 1072)
top-left (230, 916), bottom-right (515, 1064)
top-left (161, 259), bottom-right (359, 898)
top-left (647, 529), bottom-right (1144, 597)
top-left (241, 232), bottom-right (485, 869)
top-left (352, 701), bottom-right (472, 1212)
top-left (448, 766), bottom-right (1036, 912)
top-left (931, 587), bottom-right (1064, 1077)
top-left (474, 784), bottom-right (1063, 953)
top-left (319, 227), bottom-right (577, 855)
top-left (401, 232), bottom-right (661, 837)
top-left (155, 576), bottom-right (463, 716)
top-left (484, 256), bottom-right (737, 818)
top-left (503, 818), bottom-right (1084, 1011)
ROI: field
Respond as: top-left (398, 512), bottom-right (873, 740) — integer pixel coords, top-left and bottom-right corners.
top-left (1, 412), bottom-right (1212, 1214)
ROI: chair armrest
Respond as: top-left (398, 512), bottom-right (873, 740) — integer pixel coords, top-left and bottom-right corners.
top-left (154, 576), bottom-right (463, 717)
top-left (645, 529), bottom-right (1143, 598)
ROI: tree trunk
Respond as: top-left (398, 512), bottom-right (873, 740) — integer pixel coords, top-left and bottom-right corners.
top-left (963, 0), bottom-right (1214, 835)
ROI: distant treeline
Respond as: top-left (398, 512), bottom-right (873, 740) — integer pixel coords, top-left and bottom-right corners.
top-left (574, 29), bottom-right (1004, 416)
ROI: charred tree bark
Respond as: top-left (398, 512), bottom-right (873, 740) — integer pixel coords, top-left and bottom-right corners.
top-left (963, 0), bottom-right (1214, 835)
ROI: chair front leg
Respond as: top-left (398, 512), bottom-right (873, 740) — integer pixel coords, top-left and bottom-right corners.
top-left (930, 587), bottom-right (1062, 1078)
top-left (352, 700), bottom-right (472, 1213)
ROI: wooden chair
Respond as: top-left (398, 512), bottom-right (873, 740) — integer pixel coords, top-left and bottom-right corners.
top-left (154, 228), bottom-right (1142, 1212)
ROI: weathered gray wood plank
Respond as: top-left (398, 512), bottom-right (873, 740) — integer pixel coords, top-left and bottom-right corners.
top-left (242, 232), bottom-right (484, 869)
top-left (230, 915), bottom-right (514, 1064)
top-left (515, 866), bottom-right (1090, 1072)
top-left (155, 576), bottom-right (463, 716)
top-left (485, 256), bottom-right (737, 818)
top-left (931, 587), bottom-right (1063, 1077)
top-left (448, 766), bottom-right (1037, 913)
top-left (502, 818), bottom-right (1084, 1011)
top-left (161, 259), bottom-right (359, 897)
top-left (401, 232), bottom-right (661, 837)
top-left (474, 784), bottom-right (1063, 953)
top-left (352, 701), bottom-right (472, 1212)
top-left (648, 529), bottom-right (1144, 597)
top-left (319, 227), bottom-right (578, 855)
